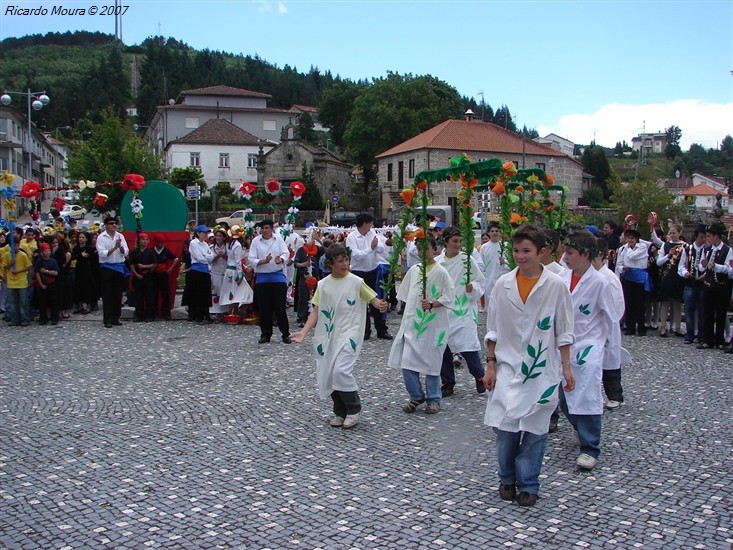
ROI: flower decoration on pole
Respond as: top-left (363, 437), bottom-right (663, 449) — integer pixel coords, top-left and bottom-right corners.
top-left (265, 177), bottom-right (281, 196)
top-left (281, 180), bottom-right (306, 237)
top-left (19, 180), bottom-right (42, 200)
top-left (238, 181), bottom-right (257, 237)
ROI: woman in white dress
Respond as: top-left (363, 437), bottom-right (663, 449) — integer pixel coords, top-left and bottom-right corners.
top-left (219, 225), bottom-right (254, 315)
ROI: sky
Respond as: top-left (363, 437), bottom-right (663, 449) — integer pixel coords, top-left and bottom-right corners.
top-left (1, 0), bottom-right (732, 150)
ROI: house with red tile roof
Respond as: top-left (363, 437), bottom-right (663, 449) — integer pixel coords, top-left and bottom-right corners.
top-left (165, 118), bottom-right (273, 190)
top-left (680, 183), bottom-right (729, 210)
top-left (375, 118), bottom-right (584, 220)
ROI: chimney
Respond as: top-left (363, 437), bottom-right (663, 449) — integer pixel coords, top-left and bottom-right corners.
top-left (464, 109), bottom-right (475, 122)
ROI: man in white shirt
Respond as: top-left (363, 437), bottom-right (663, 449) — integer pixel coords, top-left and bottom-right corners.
top-left (678, 226), bottom-right (707, 344)
top-left (345, 213), bottom-right (392, 340)
top-left (249, 219), bottom-right (292, 344)
top-left (697, 223), bottom-right (733, 349)
top-left (95, 216), bottom-right (129, 328)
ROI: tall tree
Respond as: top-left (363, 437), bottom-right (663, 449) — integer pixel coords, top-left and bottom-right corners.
top-left (67, 109), bottom-right (161, 213)
top-left (581, 144), bottom-right (612, 199)
top-left (664, 125), bottom-right (682, 159)
top-left (610, 179), bottom-right (684, 233)
top-left (317, 81), bottom-right (364, 147)
top-left (342, 73), bottom-right (464, 184)
top-left (492, 104), bottom-right (516, 131)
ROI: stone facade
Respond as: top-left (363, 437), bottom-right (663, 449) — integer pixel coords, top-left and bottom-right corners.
top-left (256, 122), bottom-right (354, 201)
top-left (378, 148), bottom-right (583, 219)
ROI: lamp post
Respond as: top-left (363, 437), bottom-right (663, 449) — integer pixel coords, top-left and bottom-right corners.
top-left (53, 125), bottom-right (71, 198)
top-left (1, 89), bottom-right (50, 185)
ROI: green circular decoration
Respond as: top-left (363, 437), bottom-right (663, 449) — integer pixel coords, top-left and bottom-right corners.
top-left (120, 180), bottom-right (188, 231)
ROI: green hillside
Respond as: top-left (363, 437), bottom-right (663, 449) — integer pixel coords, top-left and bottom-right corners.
top-left (609, 154), bottom-right (677, 182)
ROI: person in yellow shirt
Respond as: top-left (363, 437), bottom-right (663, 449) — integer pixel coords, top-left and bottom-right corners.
top-left (2, 235), bottom-right (33, 326)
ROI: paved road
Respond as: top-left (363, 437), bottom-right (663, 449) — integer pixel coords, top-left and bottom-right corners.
top-left (1, 310), bottom-right (731, 548)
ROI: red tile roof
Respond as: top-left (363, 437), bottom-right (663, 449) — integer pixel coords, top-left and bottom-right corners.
top-left (376, 119), bottom-right (574, 159)
top-left (180, 85), bottom-right (271, 100)
top-left (681, 183), bottom-right (729, 197)
top-left (171, 119), bottom-right (261, 146)
top-left (290, 104), bottom-right (318, 113)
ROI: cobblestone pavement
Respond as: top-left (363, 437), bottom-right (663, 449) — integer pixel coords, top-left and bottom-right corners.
top-left (1, 309), bottom-right (732, 549)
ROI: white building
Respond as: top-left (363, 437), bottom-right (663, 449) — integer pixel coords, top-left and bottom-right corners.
top-left (165, 118), bottom-right (273, 190)
top-left (535, 133), bottom-right (575, 157)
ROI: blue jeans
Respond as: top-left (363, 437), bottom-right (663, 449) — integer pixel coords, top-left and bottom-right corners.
top-left (402, 369), bottom-right (441, 404)
top-left (559, 390), bottom-right (602, 459)
top-left (441, 347), bottom-right (485, 388)
top-left (6, 286), bottom-right (30, 324)
top-left (493, 428), bottom-right (548, 495)
top-left (683, 285), bottom-right (705, 342)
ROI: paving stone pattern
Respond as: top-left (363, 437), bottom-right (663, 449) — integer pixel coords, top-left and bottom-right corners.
top-left (1, 312), bottom-right (731, 548)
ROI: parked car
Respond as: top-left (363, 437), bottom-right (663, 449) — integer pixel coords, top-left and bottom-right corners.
top-left (60, 204), bottom-right (87, 220)
top-left (330, 211), bottom-right (359, 227)
top-left (215, 210), bottom-right (247, 227)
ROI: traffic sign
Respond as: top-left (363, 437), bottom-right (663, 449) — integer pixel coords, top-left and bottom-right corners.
top-left (331, 194), bottom-right (339, 203)
top-left (186, 185), bottom-right (200, 200)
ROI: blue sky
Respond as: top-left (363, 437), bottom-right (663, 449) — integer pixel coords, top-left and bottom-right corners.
top-left (1, 0), bottom-right (731, 149)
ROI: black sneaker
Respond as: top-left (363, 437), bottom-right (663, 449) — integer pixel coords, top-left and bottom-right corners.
top-left (441, 384), bottom-right (454, 397)
top-left (498, 484), bottom-right (516, 501)
top-left (377, 332), bottom-right (393, 340)
top-left (258, 335), bottom-right (270, 344)
top-left (517, 492), bottom-right (538, 507)
top-left (282, 335), bottom-right (292, 344)
top-left (475, 378), bottom-right (486, 394)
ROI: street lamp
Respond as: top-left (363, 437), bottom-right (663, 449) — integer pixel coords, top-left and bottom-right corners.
top-left (53, 126), bottom-right (72, 197)
top-left (1, 89), bottom-right (50, 185)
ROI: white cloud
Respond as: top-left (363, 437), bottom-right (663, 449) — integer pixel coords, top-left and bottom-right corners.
top-left (254, 1), bottom-right (287, 14)
top-left (538, 100), bottom-right (733, 150)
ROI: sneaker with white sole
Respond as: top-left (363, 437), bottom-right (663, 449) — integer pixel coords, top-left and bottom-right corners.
top-left (329, 416), bottom-right (345, 427)
top-left (342, 413), bottom-right (359, 429)
top-left (576, 453), bottom-right (597, 470)
top-left (425, 402), bottom-right (441, 414)
top-left (605, 400), bottom-right (621, 410)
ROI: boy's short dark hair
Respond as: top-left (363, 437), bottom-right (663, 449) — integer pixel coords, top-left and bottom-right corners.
top-left (543, 228), bottom-right (560, 253)
top-left (564, 230), bottom-right (598, 257)
top-left (595, 237), bottom-right (609, 259)
top-left (441, 225), bottom-right (462, 242)
top-left (488, 221), bottom-right (500, 231)
top-left (355, 213), bottom-right (374, 227)
top-left (427, 236), bottom-right (438, 250)
top-left (512, 223), bottom-right (546, 251)
top-left (325, 243), bottom-right (350, 267)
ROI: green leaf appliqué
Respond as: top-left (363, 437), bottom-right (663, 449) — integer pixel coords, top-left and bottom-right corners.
top-left (576, 345), bottom-right (593, 365)
top-left (537, 384), bottom-right (558, 404)
top-left (349, 338), bottom-right (356, 351)
top-left (537, 316), bottom-right (552, 331)
top-left (578, 304), bottom-right (591, 316)
top-left (316, 344), bottom-right (325, 356)
top-left (346, 298), bottom-right (356, 306)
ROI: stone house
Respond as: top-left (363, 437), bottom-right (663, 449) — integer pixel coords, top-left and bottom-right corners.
top-left (165, 118), bottom-right (273, 190)
top-left (256, 121), bottom-right (353, 200)
top-left (375, 118), bottom-right (584, 220)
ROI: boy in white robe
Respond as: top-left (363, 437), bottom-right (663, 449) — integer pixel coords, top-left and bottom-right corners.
top-left (436, 226), bottom-right (486, 396)
top-left (292, 244), bottom-right (388, 430)
top-left (483, 224), bottom-right (575, 507)
top-left (560, 230), bottom-right (618, 471)
top-left (479, 221), bottom-right (508, 299)
top-left (389, 237), bottom-right (455, 414)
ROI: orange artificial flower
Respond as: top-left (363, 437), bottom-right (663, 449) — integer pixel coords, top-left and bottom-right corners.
top-left (529, 201), bottom-right (541, 211)
top-left (502, 161), bottom-right (518, 178)
top-left (545, 173), bottom-right (554, 186)
top-left (304, 242), bottom-right (318, 256)
top-left (546, 204), bottom-right (556, 212)
top-left (509, 212), bottom-right (522, 225)
top-left (460, 176), bottom-right (478, 189)
top-left (492, 181), bottom-right (505, 195)
top-left (400, 188), bottom-right (415, 206)
top-left (415, 180), bottom-right (428, 191)
top-left (515, 185), bottom-right (524, 193)
top-left (413, 228), bottom-right (426, 240)
top-left (449, 175), bottom-right (456, 182)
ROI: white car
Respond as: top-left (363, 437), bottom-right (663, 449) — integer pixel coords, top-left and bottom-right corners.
top-left (215, 210), bottom-right (247, 227)
top-left (60, 204), bottom-right (87, 220)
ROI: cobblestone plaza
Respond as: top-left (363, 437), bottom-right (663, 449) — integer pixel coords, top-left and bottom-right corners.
top-left (1, 314), bottom-right (731, 548)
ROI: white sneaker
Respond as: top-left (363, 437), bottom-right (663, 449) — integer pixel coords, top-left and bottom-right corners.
top-left (342, 413), bottom-right (359, 429)
top-left (453, 354), bottom-right (463, 367)
top-left (328, 416), bottom-right (344, 427)
top-left (605, 400), bottom-right (621, 410)
top-left (576, 453), bottom-right (597, 470)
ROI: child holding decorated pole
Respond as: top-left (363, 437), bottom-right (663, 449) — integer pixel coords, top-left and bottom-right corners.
top-left (436, 225), bottom-right (486, 396)
top-left (483, 223), bottom-right (575, 507)
top-left (291, 244), bottom-right (388, 430)
top-left (390, 236), bottom-right (455, 415)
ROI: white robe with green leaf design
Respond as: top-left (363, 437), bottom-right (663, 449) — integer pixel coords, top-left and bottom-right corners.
top-left (436, 251), bottom-right (485, 353)
top-left (561, 266), bottom-right (617, 415)
top-left (388, 262), bottom-right (455, 375)
top-left (311, 273), bottom-right (375, 399)
top-left (484, 267), bottom-right (575, 435)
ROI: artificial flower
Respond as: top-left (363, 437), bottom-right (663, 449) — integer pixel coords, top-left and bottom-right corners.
top-left (19, 180), bottom-right (42, 199)
top-left (265, 178), bottom-right (281, 196)
top-left (509, 212), bottom-right (526, 225)
top-left (122, 174), bottom-right (146, 191)
top-left (492, 181), bottom-right (505, 196)
top-left (502, 161), bottom-right (518, 178)
top-left (545, 173), bottom-right (554, 186)
top-left (93, 192), bottom-right (108, 208)
top-left (239, 181), bottom-right (256, 196)
top-left (400, 188), bottom-right (415, 206)
top-left (515, 185), bottom-right (524, 193)
top-left (290, 180), bottom-right (306, 198)
top-left (415, 180), bottom-right (427, 191)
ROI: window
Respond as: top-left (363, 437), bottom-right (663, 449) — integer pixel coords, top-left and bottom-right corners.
top-left (219, 153), bottom-right (230, 168)
top-left (190, 152), bottom-right (200, 167)
top-left (535, 162), bottom-right (545, 171)
top-left (408, 159), bottom-right (415, 178)
top-left (263, 120), bottom-right (276, 131)
top-left (185, 117), bottom-right (199, 129)
top-left (0, 157), bottom-right (7, 171)
top-left (248, 153), bottom-right (258, 168)
top-left (387, 163), bottom-right (393, 182)
top-left (398, 161), bottom-right (404, 189)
